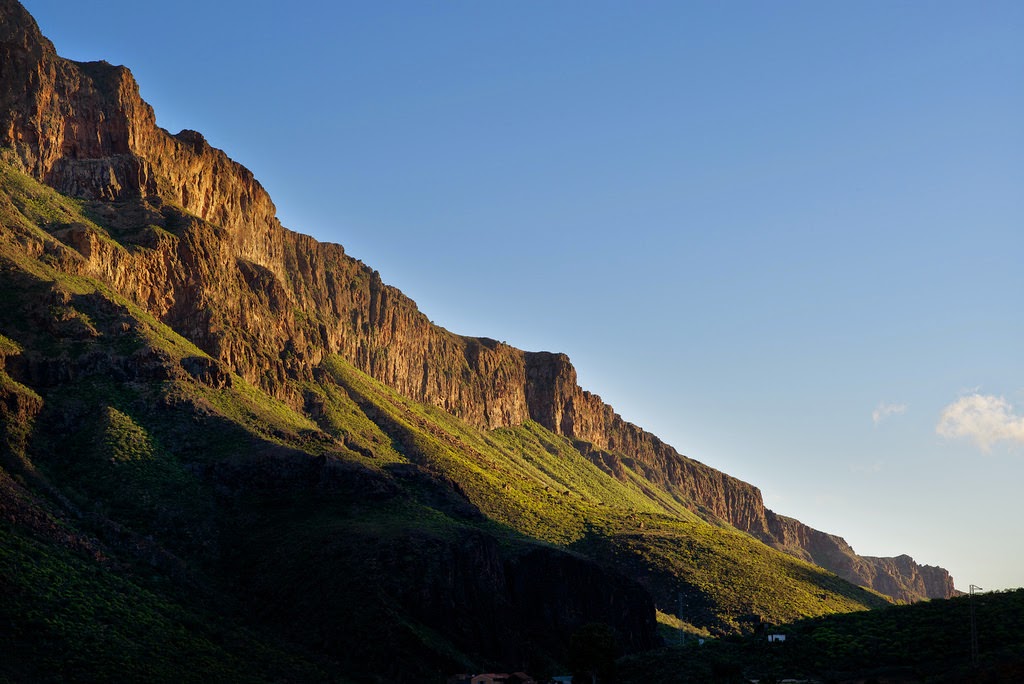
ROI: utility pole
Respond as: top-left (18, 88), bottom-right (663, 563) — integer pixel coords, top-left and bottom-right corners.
top-left (970, 584), bottom-right (982, 668)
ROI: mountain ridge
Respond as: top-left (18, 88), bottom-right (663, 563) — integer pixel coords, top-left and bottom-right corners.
top-left (1, 0), bottom-right (952, 605)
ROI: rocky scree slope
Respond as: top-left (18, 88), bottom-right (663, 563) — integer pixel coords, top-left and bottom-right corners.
top-left (0, 0), bottom-right (953, 602)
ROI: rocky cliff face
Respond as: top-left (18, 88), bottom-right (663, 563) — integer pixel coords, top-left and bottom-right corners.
top-left (765, 513), bottom-right (956, 602)
top-left (860, 554), bottom-right (958, 602)
top-left (0, 0), bottom-right (954, 601)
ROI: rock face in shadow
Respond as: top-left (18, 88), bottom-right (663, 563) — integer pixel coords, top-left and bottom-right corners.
top-left (240, 525), bottom-right (657, 680)
top-left (0, 0), bottom-right (955, 601)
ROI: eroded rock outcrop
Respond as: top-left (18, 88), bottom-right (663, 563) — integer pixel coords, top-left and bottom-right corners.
top-left (766, 512), bottom-right (956, 602)
top-left (0, 0), bottom-right (955, 600)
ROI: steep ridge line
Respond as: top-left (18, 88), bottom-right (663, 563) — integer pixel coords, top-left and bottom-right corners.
top-left (0, 0), bottom-right (953, 601)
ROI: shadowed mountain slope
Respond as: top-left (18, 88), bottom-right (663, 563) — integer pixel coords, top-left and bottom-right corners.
top-left (0, 1), bottom-right (959, 680)
top-left (619, 588), bottom-right (1024, 683)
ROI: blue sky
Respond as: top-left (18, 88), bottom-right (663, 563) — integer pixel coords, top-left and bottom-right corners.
top-left (23, 0), bottom-right (1024, 591)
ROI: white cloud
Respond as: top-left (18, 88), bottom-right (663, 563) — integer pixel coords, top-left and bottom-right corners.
top-left (936, 393), bottom-right (1024, 451)
top-left (872, 401), bottom-right (907, 426)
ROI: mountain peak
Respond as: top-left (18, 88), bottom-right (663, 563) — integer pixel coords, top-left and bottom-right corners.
top-left (0, 0), bottom-right (49, 49)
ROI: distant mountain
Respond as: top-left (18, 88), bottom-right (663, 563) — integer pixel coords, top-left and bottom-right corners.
top-left (0, 0), bottom-right (954, 679)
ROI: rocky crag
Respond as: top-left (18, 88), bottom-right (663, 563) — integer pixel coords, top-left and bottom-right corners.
top-left (0, 0), bottom-right (953, 602)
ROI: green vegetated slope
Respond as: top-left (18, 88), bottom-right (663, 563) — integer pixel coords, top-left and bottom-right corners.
top-left (0, 167), bottom-right (340, 682)
top-left (0, 513), bottom-right (335, 684)
top-left (619, 588), bottom-right (1024, 683)
top-left (0, 159), bottom-right (884, 681)
top-left (321, 356), bottom-right (888, 632)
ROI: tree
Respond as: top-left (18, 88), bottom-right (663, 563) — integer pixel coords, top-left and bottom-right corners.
top-left (569, 622), bottom-right (617, 684)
